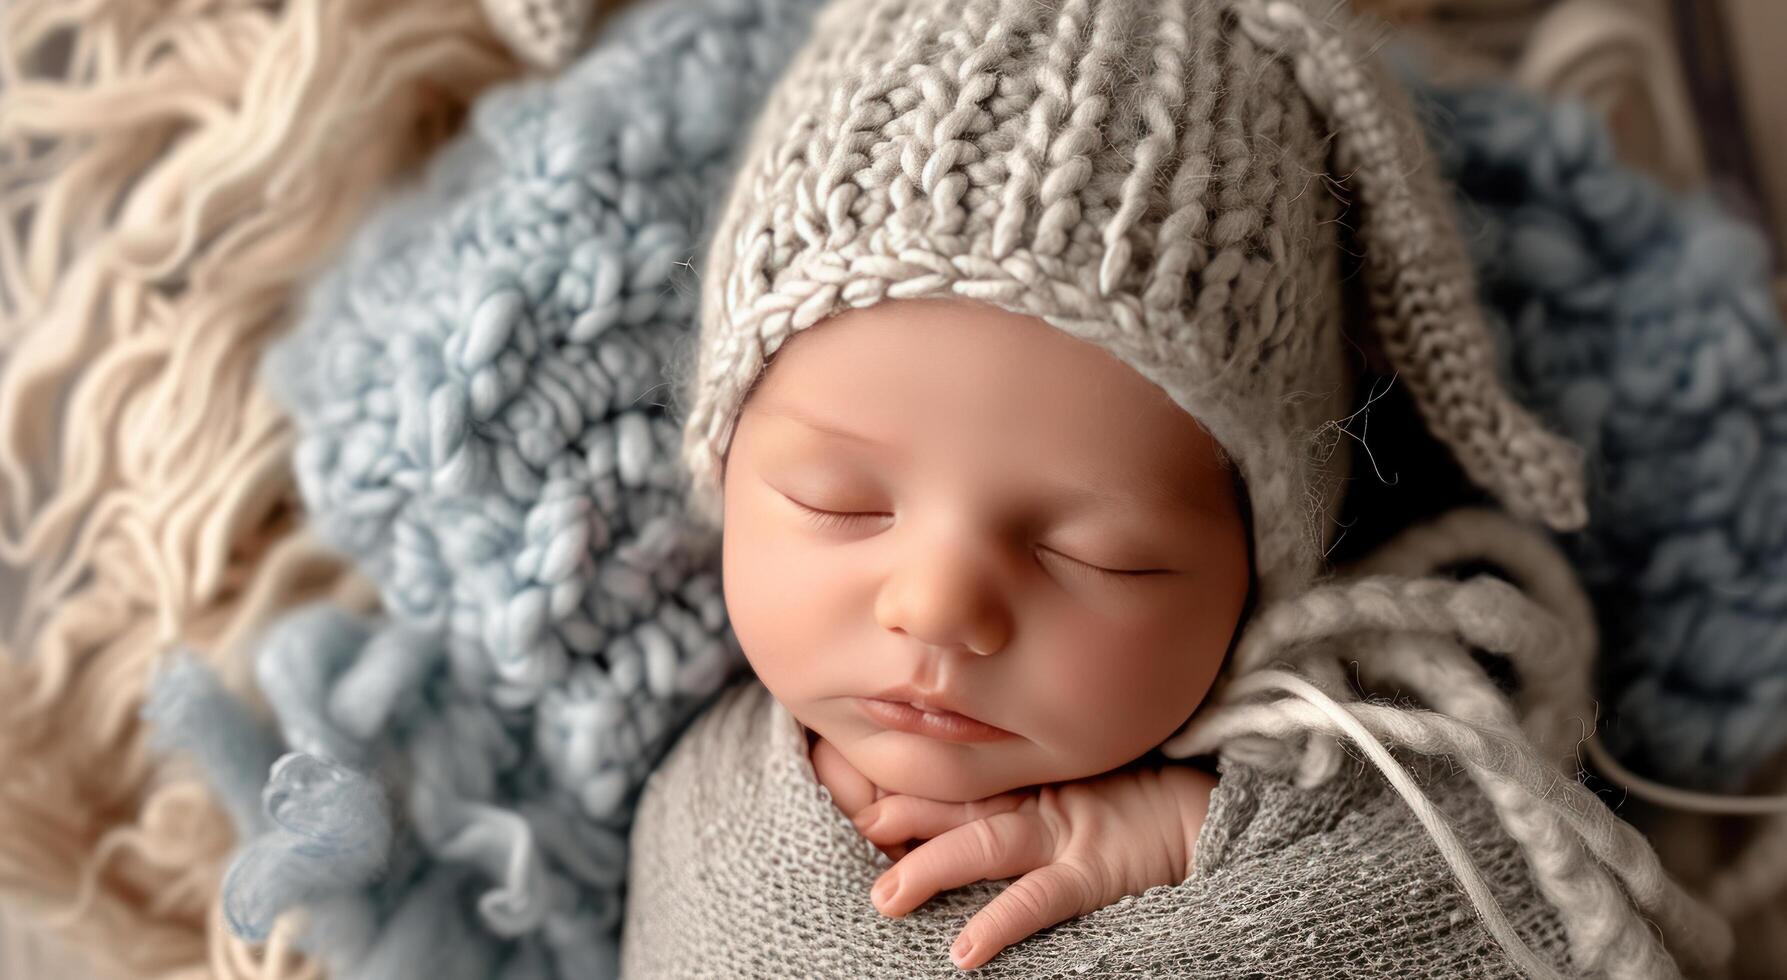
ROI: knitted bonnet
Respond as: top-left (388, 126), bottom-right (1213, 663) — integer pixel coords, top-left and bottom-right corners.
top-left (678, 0), bottom-right (1589, 606)
top-left (667, 8), bottom-right (1747, 972)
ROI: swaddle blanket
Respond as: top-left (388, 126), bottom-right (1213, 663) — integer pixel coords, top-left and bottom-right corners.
top-left (621, 677), bottom-right (1578, 979)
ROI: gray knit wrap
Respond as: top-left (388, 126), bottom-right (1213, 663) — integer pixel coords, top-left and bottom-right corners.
top-left (677, 0), bottom-right (1588, 605)
top-left (620, 677), bottom-right (1579, 978)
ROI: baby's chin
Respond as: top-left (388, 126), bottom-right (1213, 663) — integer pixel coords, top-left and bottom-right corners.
top-left (852, 737), bottom-right (1062, 803)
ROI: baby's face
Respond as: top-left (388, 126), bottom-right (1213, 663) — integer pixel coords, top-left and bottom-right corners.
top-left (720, 298), bottom-right (1251, 802)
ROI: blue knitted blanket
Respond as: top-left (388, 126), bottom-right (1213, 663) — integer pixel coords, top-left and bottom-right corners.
top-left (1418, 88), bottom-right (1787, 791)
top-left (142, 1), bottom-right (1787, 973)
top-left (146, 0), bottom-right (819, 975)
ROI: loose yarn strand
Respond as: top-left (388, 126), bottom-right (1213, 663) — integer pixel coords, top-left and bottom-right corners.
top-left (1353, 507), bottom-right (1787, 943)
top-left (1164, 500), bottom-right (1736, 976)
top-left (1231, 0), bottom-right (1589, 531)
top-left (1355, 632), bottom-right (1687, 979)
top-left (1579, 739), bottom-right (1787, 817)
top-left (1228, 669), bottom-right (1567, 980)
top-left (1181, 687), bottom-right (1734, 976)
top-left (1339, 506), bottom-right (1597, 757)
top-left (1217, 570), bottom-right (1584, 759)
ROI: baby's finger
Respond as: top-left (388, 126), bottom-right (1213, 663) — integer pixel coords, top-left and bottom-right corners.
top-left (871, 810), bottom-right (1053, 918)
top-left (950, 862), bottom-right (1101, 971)
top-left (854, 792), bottom-right (1027, 847)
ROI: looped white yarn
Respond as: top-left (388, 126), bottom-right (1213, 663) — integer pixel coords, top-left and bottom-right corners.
top-left (1580, 738), bottom-right (1787, 817)
top-left (1227, 669), bottom-right (1568, 980)
top-left (1163, 504), bottom-right (1734, 979)
top-left (479, 0), bottom-right (597, 69)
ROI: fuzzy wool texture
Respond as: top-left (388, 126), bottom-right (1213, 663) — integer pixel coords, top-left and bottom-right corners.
top-left (137, 1), bottom-right (1772, 978)
top-left (143, 0), bottom-right (823, 975)
top-left (0, 1), bottom-right (524, 978)
top-left (677, 0), bottom-right (1590, 611)
top-left (622, 675), bottom-right (1580, 979)
top-left (1421, 85), bottom-right (1787, 793)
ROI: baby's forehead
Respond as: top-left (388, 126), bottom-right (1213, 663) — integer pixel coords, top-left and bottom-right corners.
top-left (748, 394), bottom-right (1236, 523)
top-left (731, 299), bottom-right (1247, 517)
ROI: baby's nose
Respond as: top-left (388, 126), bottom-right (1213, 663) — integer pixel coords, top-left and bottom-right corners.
top-left (872, 545), bottom-right (1011, 657)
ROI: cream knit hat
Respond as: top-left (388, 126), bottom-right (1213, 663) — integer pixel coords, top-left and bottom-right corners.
top-left (678, 0), bottom-right (1588, 605)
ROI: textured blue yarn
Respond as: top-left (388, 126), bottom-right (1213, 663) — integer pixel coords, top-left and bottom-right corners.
top-left (138, 19), bottom-right (1787, 978)
top-left (146, 0), bottom-right (820, 974)
top-left (1416, 85), bottom-right (1787, 791)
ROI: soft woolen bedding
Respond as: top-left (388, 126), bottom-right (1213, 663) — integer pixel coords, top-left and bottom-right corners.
top-left (137, 0), bottom-right (1785, 973)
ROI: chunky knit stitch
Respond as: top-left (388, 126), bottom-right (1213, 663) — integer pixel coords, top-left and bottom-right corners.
top-left (678, 0), bottom-right (1589, 609)
top-left (1420, 84), bottom-right (1787, 792)
top-left (261, 0), bottom-right (816, 724)
top-left (146, 0), bottom-right (823, 975)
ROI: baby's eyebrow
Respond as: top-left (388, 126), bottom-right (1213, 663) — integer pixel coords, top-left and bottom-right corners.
top-left (755, 399), bottom-right (906, 457)
top-left (1049, 474), bottom-right (1219, 525)
top-left (1056, 480), bottom-right (1167, 514)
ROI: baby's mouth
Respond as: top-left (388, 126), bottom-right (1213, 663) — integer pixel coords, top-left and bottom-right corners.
top-left (856, 697), bottom-right (1016, 743)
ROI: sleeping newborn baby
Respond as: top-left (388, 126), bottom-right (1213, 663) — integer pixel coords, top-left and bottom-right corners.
top-left (725, 297), bottom-right (1246, 970)
top-left (619, 0), bottom-right (1728, 975)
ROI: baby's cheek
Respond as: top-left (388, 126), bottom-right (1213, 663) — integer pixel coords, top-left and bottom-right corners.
top-left (722, 520), bottom-right (869, 703)
top-left (1044, 610), bottom-right (1219, 757)
top-left (722, 522), bottom-right (810, 676)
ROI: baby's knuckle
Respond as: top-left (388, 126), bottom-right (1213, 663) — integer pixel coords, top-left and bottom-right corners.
top-left (968, 816), bottom-right (1006, 863)
top-left (1055, 860), bottom-right (1098, 908)
top-left (883, 797), bottom-right (922, 826)
top-left (1002, 879), bottom-right (1053, 924)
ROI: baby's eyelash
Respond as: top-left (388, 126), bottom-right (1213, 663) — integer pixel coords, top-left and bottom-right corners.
top-left (786, 497), bottom-right (1168, 583)
top-left (1037, 547), bottom-right (1165, 583)
top-left (790, 498), bottom-right (885, 531)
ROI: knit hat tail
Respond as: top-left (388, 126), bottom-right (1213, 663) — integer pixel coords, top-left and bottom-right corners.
top-left (1233, 0), bottom-right (1586, 533)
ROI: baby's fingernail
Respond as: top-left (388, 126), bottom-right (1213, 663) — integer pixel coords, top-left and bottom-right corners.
top-left (854, 811), bottom-right (878, 833)
top-left (950, 935), bottom-right (976, 969)
top-left (871, 876), bottom-right (895, 906)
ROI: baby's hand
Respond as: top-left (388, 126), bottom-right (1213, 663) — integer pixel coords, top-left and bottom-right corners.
top-left (853, 764), bottom-right (1217, 971)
